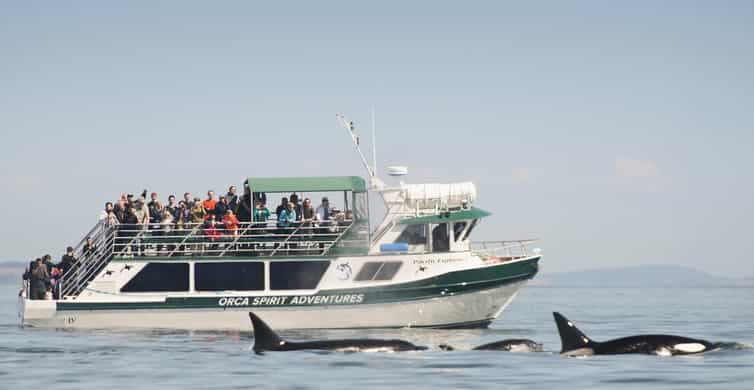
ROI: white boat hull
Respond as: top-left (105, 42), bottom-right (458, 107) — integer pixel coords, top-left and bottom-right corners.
top-left (20, 281), bottom-right (527, 331)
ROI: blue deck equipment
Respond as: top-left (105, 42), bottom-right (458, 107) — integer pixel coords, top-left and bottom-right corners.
top-left (380, 243), bottom-right (409, 253)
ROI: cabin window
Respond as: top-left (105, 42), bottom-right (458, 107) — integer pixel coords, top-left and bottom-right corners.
top-left (461, 219), bottom-right (479, 241)
top-left (195, 262), bottom-right (265, 291)
top-left (121, 263), bottom-right (189, 292)
top-left (453, 222), bottom-right (467, 242)
top-left (432, 223), bottom-right (450, 252)
top-left (395, 224), bottom-right (427, 245)
top-left (270, 261), bottom-right (330, 290)
top-left (354, 261), bottom-right (402, 281)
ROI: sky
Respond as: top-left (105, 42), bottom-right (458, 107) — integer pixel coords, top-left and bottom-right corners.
top-left (1, 1), bottom-right (753, 277)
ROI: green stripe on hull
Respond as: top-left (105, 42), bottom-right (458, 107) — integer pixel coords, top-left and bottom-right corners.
top-left (58, 257), bottom-right (539, 311)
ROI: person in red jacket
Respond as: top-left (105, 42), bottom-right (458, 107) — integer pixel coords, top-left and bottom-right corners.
top-left (223, 210), bottom-right (240, 237)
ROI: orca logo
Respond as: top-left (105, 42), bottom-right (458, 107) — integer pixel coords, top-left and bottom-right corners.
top-left (336, 263), bottom-right (352, 280)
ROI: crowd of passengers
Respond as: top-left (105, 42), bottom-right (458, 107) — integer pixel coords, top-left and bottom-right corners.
top-left (22, 245), bottom-right (88, 300)
top-left (100, 185), bottom-right (349, 240)
top-left (21, 186), bottom-right (350, 299)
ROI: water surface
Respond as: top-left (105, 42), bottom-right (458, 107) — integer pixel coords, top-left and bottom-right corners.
top-left (1, 281), bottom-right (752, 389)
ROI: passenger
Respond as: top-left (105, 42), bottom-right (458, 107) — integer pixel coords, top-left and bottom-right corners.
top-left (166, 195), bottom-right (179, 221)
top-left (42, 254), bottom-right (56, 274)
top-left (315, 197), bottom-right (332, 223)
top-left (223, 210), bottom-right (240, 237)
top-left (132, 198), bottom-right (150, 229)
top-left (147, 192), bottom-right (160, 212)
top-left (190, 198), bottom-right (207, 224)
top-left (277, 202), bottom-right (297, 230)
top-left (253, 191), bottom-right (267, 207)
top-left (329, 208), bottom-right (344, 233)
top-left (203, 191), bottom-right (217, 214)
top-left (114, 198), bottom-right (128, 223)
top-left (29, 259), bottom-right (49, 300)
top-left (50, 266), bottom-right (62, 299)
top-left (204, 215), bottom-right (223, 241)
top-left (22, 260), bottom-right (35, 279)
top-left (126, 193), bottom-right (135, 208)
top-left (275, 197), bottom-right (289, 220)
top-left (160, 209), bottom-right (174, 234)
top-left (149, 200), bottom-right (163, 228)
top-left (83, 237), bottom-right (96, 257)
top-left (226, 186), bottom-right (238, 213)
top-left (99, 202), bottom-right (114, 221)
top-left (289, 194), bottom-right (303, 221)
top-left (105, 204), bottom-right (120, 227)
top-left (122, 203), bottom-right (139, 234)
top-left (176, 200), bottom-right (189, 229)
top-left (301, 198), bottom-right (315, 228)
top-left (58, 246), bottom-right (78, 275)
top-left (236, 186), bottom-right (253, 223)
top-left (183, 192), bottom-right (194, 209)
top-left (214, 196), bottom-right (229, 221)
top-left (253, 201), bottom-right (271, 230)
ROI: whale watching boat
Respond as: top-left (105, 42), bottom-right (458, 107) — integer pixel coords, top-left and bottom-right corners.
top-left (19, 114), bottom-right (541, 330)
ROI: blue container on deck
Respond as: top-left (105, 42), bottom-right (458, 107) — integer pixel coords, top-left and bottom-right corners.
top-left (380, 243), bottom-right (409, 253)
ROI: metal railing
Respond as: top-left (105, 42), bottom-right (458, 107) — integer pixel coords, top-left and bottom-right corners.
top-left (60, 222), bottom-right (118, 298)
top-left (57, 218), bottom-right (358, 299)
top-left (471, 239), bottom-right (539, 262)
top-left (110, 219), bottom-right (357, 258)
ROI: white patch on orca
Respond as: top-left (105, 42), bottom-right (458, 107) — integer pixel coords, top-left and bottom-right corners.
top-left (655, 347), bottom-right (672, 357)
top-left (508, 344), bottom-right (538, 353)
top-left (581, 336), bottom-right (589, 344)
top-left (335, 347), bottom-right (395, 353)
top-left (567, 321), bottom-right (573, 327)
top-left (562, 348), bottom-right (594, 357)
top-left (673, 343), bottom-right (706, 354)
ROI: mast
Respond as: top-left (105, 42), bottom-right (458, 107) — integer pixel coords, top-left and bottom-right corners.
top-left (371, 106), bottom-right (377, 178)
top-left (336, 113), bottom-right (375, 178)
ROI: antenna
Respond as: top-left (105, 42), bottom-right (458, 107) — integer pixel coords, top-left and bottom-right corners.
top-left (336, 113), bottom-right (375, 178)
top-left (371, 106), bottom-right (377, 178)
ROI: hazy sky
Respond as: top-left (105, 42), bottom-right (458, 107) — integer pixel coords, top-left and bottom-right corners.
top-left (1, 1), bottom-right (753, 277)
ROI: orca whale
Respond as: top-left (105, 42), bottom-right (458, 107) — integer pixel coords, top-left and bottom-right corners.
top-left (473, 339), bottom-right (544, 352)
top-left (553, 312), bottom-right (720, 356)
top-left (439, 339), bottom-right (543, 352)
top-left (249, 312), bottom-right (428, 353)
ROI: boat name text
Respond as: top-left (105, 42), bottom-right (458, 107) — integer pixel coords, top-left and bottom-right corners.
top-left (217, 294), bottom-right (364, 307)
top-left (412, 258), bottom-right (464, 265)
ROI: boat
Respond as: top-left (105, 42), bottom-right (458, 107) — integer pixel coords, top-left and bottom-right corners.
top-left (19, 115), bottom-right (541, 330)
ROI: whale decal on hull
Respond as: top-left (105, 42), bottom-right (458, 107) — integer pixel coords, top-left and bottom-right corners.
top-left (553, 312), bottom-right (720, 356)
top-left (249, 312), bottom-right (428, 353)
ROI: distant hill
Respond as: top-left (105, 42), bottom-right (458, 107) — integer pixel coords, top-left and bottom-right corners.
top-left (534, 264), bottom-right (754, 288)
top-left (0, 261), bottom-right (25, 282)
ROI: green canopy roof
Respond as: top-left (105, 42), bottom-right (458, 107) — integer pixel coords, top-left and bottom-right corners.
top-left (246, 176), bottom-right (367, 193)
top-left (398, 207), bottom-right (492, 225)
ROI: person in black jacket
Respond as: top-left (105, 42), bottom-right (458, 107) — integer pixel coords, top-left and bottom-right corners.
top-left (59, 246), bottom-right (78, 275)
top-left (236, 187), bottom-right (253, 223)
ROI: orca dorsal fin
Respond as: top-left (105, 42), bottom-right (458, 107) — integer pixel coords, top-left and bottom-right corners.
top-left (553, 312), bottom-right (595, 354)
top-left (249, 312), bottom-right (286, 353)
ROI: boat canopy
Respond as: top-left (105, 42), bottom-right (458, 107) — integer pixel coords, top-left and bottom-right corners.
top-left (245, 176), bottom-right (367, 193)
top-left (398, 207), bottom-right (492, 225)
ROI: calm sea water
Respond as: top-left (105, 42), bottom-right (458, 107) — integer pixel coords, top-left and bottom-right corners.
top-left (1, 280), bottom-right (752, 389)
